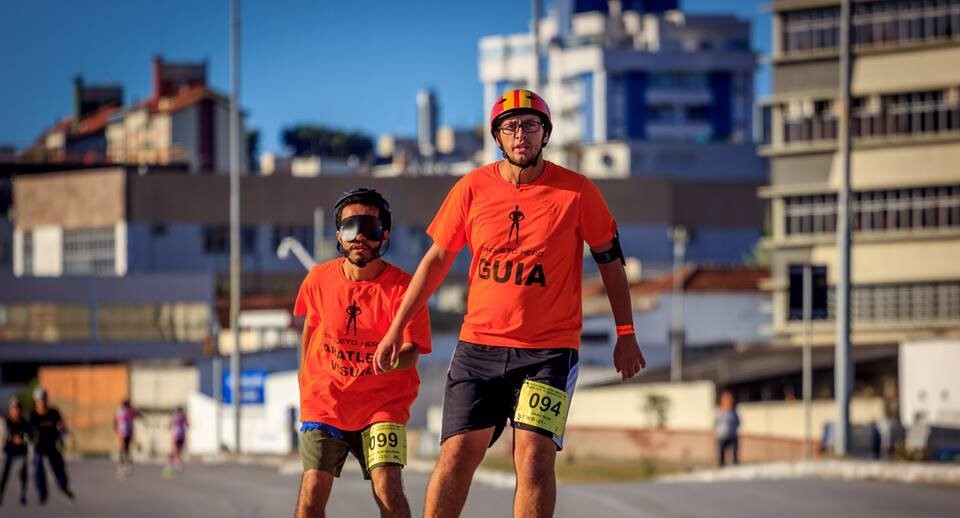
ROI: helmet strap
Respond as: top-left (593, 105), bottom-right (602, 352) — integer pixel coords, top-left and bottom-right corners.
top-left (337, 238), bottom-right (389, 267)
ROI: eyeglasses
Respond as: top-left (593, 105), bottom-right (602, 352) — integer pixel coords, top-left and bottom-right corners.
top-left (498, 119), bottom-right (543, 135)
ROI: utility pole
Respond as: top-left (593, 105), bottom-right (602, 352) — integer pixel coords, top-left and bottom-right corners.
top-left (802, 264), bottom-right (813, 460)
top-left (669, 225), bottom-right (689, 382)
top-left (313, 207), bottom-right (325, 262)
top-left (835, 0), bottom-right (853, 457)
top-left (531, 0), bottom-right (542, 92)
top-left (229, 0), bottom-right (242, 454)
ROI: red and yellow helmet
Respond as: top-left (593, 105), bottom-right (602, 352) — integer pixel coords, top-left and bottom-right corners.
top-left (489, 89), bottom-right (552, 137)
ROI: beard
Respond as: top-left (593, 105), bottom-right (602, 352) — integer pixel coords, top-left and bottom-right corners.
top-left (501, 139), bottom-right (544, 170)
top-left (505, 148), bottom-right (542, 169)
top-left (345, 247), bottom-right (379, 268)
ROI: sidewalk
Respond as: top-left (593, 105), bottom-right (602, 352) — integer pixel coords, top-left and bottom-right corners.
top-left (659, 459), bottom-right (960, 486)
top-left (196, 453), bottom-right (960, 487)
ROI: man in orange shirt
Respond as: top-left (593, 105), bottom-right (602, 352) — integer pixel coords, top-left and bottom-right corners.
top-left (374, 89), bottom-right (646, 517)
top-left (294, 188), bottom-right (431, 518)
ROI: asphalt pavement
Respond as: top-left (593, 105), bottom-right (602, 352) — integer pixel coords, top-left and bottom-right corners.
top-left (1, 458), bottom-right (958, 517)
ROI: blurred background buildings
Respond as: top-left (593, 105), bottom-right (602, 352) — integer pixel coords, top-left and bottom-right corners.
top-left (0, 0), bottom-right (958, 465)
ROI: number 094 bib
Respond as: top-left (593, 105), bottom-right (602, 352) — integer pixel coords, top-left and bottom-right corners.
top-left (362, 422), bottom-right (407, 468)
top-left (513, 379), bottom-right (570, 437)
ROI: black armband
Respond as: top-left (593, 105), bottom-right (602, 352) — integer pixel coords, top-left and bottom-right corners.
top-left (591, 233), bottom-right (625, 265)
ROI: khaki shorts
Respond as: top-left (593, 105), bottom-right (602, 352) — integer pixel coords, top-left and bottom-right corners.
top-left (299, 424), bottom-right (404, 480)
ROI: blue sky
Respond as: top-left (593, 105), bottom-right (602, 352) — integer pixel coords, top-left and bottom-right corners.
top-left (0, 0), bottom-right (769, 154)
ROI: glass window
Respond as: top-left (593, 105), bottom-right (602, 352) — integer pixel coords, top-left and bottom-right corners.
top-left (0, 303), bottom-right (91, 342)
top-left (203, 226), bottom-right (228, 253)
top-left (63, 227), bottom-right (116, 275)
top-left (97, 303), bottom-right (211, 342)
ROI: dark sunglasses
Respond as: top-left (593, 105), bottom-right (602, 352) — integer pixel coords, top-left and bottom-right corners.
top-left (339, 215), bottom-right (385, 242)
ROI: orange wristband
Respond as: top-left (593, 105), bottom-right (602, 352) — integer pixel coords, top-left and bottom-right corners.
top-left (615, 324), bottom-right (635, 336)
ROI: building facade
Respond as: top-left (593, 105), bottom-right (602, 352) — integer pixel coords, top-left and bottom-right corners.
top-left (21, 57), bottom-right (244, 174)
top-left (11, 167), bottom-right (765, 282)
top-left (478, 0), bottom-right (762, 180)
top-left (759, 0), bottom-right (960, 347)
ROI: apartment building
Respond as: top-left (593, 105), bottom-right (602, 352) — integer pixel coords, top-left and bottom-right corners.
top-left (478, 0), bottom-right (763, 181)
top-left (759, 0), bottom-right (960, 347)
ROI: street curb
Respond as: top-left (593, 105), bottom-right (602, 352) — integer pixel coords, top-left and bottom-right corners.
top-left (658, 460), bottom-right (960, 486)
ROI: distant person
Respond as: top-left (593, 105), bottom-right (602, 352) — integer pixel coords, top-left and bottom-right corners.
top-left (115, 399), bottom-right (140, 478)
top-left (1, 396), bottom-right (30, 506)
top-left (292, 188), bottom-right (431, 518)
top-left (715, 390), bottom-right (740, 467)
top-left (164, 406), bottom-right (189, 477)
top-left (29, 388), bottom-right (74, 503)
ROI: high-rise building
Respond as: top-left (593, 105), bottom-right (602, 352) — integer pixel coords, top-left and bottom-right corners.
top-left (759, 0), bottom-right (960, 348)
top-left (478, 0), bottom-right (761, 181)
top-left (417, 89), bottom-right (438, 158)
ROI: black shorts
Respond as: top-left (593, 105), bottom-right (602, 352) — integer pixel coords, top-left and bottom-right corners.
top-left (441, 341), bottom-right (579, 450)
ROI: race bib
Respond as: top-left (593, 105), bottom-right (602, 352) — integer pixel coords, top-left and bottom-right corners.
top-left (362, 422), bottom-right (406, 467)
top-left (514, 379), bottom-right (570, 437)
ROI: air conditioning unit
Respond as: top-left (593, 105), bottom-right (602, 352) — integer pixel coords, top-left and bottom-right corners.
top-left (582, 143), bottom-right (630, 178)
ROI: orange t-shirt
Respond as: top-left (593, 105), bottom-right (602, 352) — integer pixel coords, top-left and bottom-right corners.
top-left (427, 161), bottom-right (617, 349)
top-left (293, 258), bottom-right (431, 430)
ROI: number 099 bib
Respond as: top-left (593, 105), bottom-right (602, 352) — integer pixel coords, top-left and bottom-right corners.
top-left (514, 379), bottom-right (570, 437)
top-left (362, 422), bottom-right (406, 468)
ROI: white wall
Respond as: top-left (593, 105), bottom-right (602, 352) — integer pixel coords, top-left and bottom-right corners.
top-left (114, 221), bottom-right (127, 275)
top-left (900, 340), bottom-right (960, 427)
top-left (568, 381), bottom-right (716, 430)
top-left (187, 370), bottom-right (300, 455)
top-left (569, 379), bottom-right (886, 442)
top-left (131, 365), bottom-right (198, 409)
top-left (130, 365), bottom-right (199, 460)
top-left (32, 225), bottom-right (62, 276)
top-left (738, 398), bottom-right (886, 440)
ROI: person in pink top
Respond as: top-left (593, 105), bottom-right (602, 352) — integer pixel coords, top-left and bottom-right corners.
top-left (166, 407), bottom-right (188, 474)
top-left (114, 400), bottom-right (139, 478)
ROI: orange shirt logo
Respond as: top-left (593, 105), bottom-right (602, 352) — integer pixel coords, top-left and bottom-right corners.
top-left (507, 204), bottom-right (524, 244)
top-left (345, 300), bottom-right (361, 336)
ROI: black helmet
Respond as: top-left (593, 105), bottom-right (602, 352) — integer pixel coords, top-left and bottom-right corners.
top-left (333, 188), bottom-right (392, 232)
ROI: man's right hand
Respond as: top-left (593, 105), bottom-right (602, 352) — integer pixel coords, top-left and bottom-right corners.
top-left (373, 329), bottom-right (402, 374)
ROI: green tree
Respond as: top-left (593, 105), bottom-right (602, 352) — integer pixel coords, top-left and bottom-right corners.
top-left (280, 125), bottom-right (373, 158)
top-left (643, 393), bottom-right (671, 429)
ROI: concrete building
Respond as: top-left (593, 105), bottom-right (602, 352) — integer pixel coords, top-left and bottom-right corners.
top-left (19, 77), bottom-right (123, 165)
top-left (0, 273), bottom-right (213, 385)
top-left (21, 56), bottom-right (244, 174)
top-left (106, 57), bottom-right (244, 174)
top-left (11, 167), bottom-right (764, 282)
top-left (478, 0), bottom-right (763, 181)
top-left (374, 89), bottom-right (484, 178)
top-left (758, 0), bottom-right (960, 348)
top-left (580, 266), bottom-right (771, 371)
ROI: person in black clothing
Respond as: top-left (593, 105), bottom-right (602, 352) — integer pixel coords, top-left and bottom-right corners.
top-left (1, 396), bottom-right (30, 506)
top-left (29, 388), bottom-right (74, 503)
